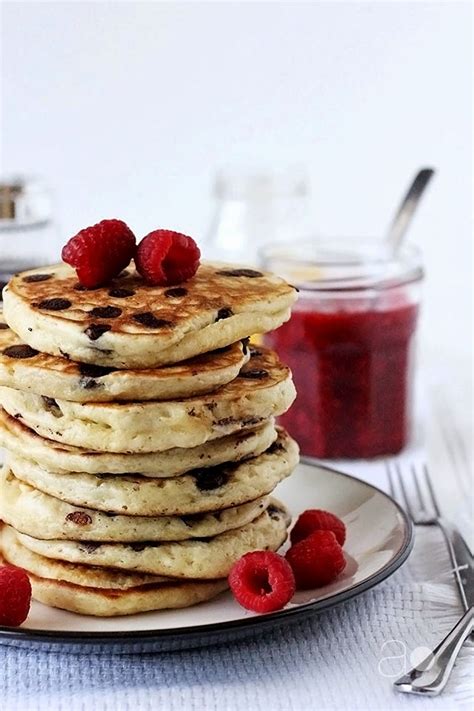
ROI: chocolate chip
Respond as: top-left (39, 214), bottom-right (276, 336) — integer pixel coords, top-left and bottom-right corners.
top-left (215, 416), bottom-right (237, 427)
top-left (78, 362), bottom-right (114, 390)
top-left (192, 465), bottom-right (234, 491)
top-left (267, 441), bottom-right (285, 455)
top-left (180, 513), bottom-right (203, 528)
top-left (241, 416), bottom-right (262, 427)
top-left (239, 369), bottom-right (269, 379)
top-left (130, 543), bottom-right (147, 552)
top-left (65, 511), bottom-right (92, 526)
top-left (34, 298), bottom-right (72, 311)
top-left (2, 345), bottom-right (38, 359)
top-left (216, 307), bottom-right (233, 321)
top-left (22, 273), bottom-right (53, 283)
top-left (132, 312), bottom-right (172, 329)
top-left (79, 363), bottom-right (115, 378)
top-left (0, 323), bottom-right (9, 330)
top-left (80, 542), bottom-right (100, 553)
top-left (267, 504), bottom-right (283, 521)
top-left (80, 379), bottom-right (99, 390)
top-left (41, 396), bottom-right (62, 417)
top-left (219, 415), bottom-right (263, 428)
top-left (89, 306), bottom-right (122, 319)
top-left (164, 287), bottom-right (187, 298)
top-left (108, 288), bottom-right (135, 298)
top-left (217, 268), bottom-right (263, 278)
top-left (84, 324), bottom-right (112, 340)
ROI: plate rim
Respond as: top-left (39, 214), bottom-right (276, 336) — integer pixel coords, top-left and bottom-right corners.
top-left (0, 460), bottom-right (414, 646)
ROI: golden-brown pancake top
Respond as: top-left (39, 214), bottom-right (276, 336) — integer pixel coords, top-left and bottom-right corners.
top-left (6, 262), bottom-right (296, 335)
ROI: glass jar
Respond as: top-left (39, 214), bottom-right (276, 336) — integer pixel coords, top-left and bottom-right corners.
top-left (262, 239), bottom-right (423, 459)
top-left (0, 175), bottom-right (57, 295)
top-left (205, 166), bottom-right (313, 264)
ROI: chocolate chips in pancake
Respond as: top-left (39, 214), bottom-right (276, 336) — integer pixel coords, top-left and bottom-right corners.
top-left (2, 262), bottom-right (297, 368)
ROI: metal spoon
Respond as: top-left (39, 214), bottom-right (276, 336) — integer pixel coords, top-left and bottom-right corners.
top-left (387, 167), bottom-right (435, 252)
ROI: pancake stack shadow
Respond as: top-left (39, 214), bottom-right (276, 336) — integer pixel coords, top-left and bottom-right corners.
top-left (0, 263), bottom-right (299, 616)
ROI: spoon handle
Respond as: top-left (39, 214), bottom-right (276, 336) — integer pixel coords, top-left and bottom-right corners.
top-left (387, 168), bottom-right (435, 252)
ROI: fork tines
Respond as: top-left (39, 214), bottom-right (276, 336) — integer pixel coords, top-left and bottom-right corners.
top-left (386, 460), bottom-right (440, 524)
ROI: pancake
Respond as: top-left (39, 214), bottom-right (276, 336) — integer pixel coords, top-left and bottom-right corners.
top-left (0, 525), bottom-right (170, 588)
top-left (7, 428), bottom-right (298, 515)
top-left (0, 347), bottom-right (296, 452)
top-left (0, 318), bottom-right (250, 401)
top-left (29, 575), bottom-right (228, 616)
top-left (0, 409), bottom-right (277, 476)
top-left (2, 262), bottom-right (297, 368)
top-left (0, 465), bottom-right (270, 540)
top-left (0, 546), bottom-right (227, 616)
top-left (16, 501), bottom-right (291, 579)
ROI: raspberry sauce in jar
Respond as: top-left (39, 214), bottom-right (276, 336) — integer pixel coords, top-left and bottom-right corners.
top-left (263, 241), bottom-right (423, 459)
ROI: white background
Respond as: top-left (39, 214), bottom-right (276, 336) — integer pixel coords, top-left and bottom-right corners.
top-left (0, 1), bottom-right (472, 374)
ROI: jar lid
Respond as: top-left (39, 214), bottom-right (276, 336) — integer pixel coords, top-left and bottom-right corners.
top-left (0, 176), bottom-right (52, 227)
top-left (260, 238), bottom-right (424, 291)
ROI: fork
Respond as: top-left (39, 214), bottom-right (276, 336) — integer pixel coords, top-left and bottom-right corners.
top-left (386, 460), bottom-right (474, 696)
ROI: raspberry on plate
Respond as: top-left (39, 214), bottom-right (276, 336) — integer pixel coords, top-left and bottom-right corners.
top-left (135, 229), bottom-right (201, 286)
top-left (286, 530), bottom-right (346, 590)
top-left (62, 219), bottom-right (136, 288)
top-left (290, 509), bottom-right (346, 546)
top-left (0, 565), bottom-right (32, 627)
top-left (228, 550), bottom-right (295, 613)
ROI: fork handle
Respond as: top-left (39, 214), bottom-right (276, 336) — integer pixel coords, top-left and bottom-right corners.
top-left (394, 606), bottom-right (474, 696)
top-left (437, 518), bottom-right (473, 612)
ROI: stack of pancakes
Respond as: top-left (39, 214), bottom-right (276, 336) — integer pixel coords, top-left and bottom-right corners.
top-left (0, 263), bottom-right (299, 616)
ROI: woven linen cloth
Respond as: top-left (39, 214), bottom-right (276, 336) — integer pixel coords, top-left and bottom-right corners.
top-left (1, 527), bottom-right (472, 711)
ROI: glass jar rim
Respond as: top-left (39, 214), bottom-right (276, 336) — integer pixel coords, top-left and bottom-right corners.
top-left (260, 238), bottom-right (424, 292)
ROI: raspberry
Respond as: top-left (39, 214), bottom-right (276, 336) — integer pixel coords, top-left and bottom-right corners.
top-left (286, 530), bottom-right (346, 590)
top-left (0, 565), bottom-right (32, 626)
top-left (135, 229), bottom-right (201, 286)
top-left (62, 219), bottom-right (136, 288)
top-left (228, 551), bottom-right (295, 613)
top-left (290, 509), bottom-right (346, 546)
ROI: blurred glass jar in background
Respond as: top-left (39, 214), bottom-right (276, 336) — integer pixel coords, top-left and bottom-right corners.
top-left (0, 176), bottom-right (57, 295)
top-left (262, 240), bottom-right (423, 459)
top-left (205, 166), bottom-right (313, 264)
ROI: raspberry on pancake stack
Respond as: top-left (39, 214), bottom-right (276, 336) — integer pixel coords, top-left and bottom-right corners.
top-left (0, 223), bottom-right (299, 616)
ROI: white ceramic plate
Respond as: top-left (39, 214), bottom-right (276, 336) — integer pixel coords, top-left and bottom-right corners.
top-left (0, 461), bottom-right (413, 653)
